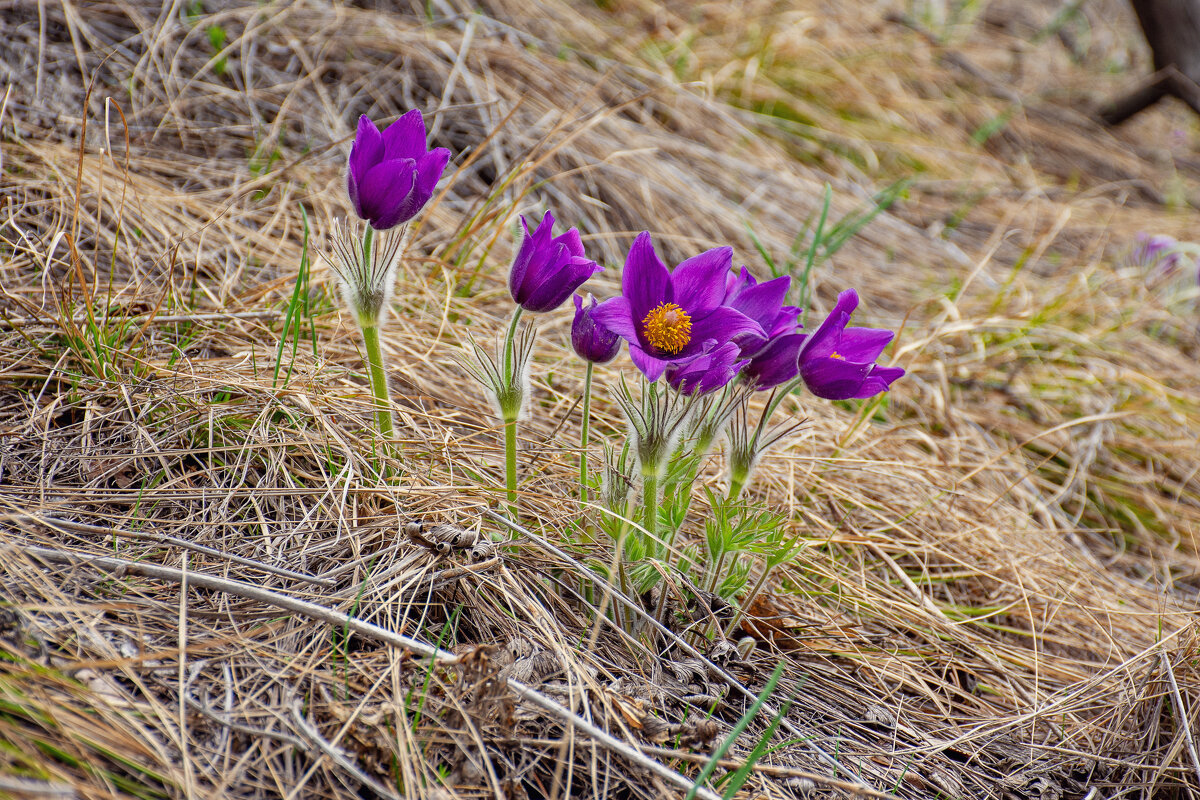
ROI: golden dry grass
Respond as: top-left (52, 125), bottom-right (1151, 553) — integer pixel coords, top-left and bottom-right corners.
top-left (0, 0), bottom-right (1198, 798)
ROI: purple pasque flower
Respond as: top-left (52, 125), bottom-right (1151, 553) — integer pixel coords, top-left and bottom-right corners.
top-left (590, 232), bottom-right (763, 382)
top-left (722, 267), bottom-right (801, 356)
top-left (664, 341), bottom-right (748, 396)
top-left (798, 289), bottom-right (904, 400)
top-left (1130, 233), bottom-right (1177, 267)
top-left (572, 293), bottom-right (622, 364)
top-left (347, 111), bottom-right (451, 230)
top-left (509, 212), bottom-right (603, 313)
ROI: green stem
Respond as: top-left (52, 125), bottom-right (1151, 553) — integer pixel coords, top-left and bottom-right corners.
top-left (504, 415), bottom-right (518, 515)
top-left (580, 361), bottom-right (593, 505)
top-left (641, 468), bottom-right (658, 545)
top-left (360, 324), bottom-right (394, 441)
top-left (728, 472), bottom-right (746, 501)
top-left (502, 307), bottom-right (524, 517)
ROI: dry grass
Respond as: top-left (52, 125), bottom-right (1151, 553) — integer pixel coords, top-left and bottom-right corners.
top-left (0, 0), bottom-right (1198, 798)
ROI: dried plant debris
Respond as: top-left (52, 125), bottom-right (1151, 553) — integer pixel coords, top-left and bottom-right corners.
top-left (0, 0), bottom-right (1199, 798)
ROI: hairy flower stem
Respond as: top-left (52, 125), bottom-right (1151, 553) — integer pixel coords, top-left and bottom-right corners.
top-left (502, 307), bottom-right (525, 516)
top-left (580, 362), bottom-right (594, 504)
top-left (356, 226), bottom-right (398, 472)
top-left (361, 325), bottom-right (395, 441)
top-left (641, 469), bottom-right (658, 545)
top-left (727, 473), bottom-right (746, 501)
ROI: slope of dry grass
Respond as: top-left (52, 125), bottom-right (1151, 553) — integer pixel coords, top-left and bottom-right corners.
top-left (0, 1), bottom-right (1198, 798)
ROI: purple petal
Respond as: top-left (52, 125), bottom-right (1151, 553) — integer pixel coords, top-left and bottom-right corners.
top-left (800, 356), bottom-right (875, 400)
top-left (349, 116), bottom-right (383, 181)
top-left (802, 289), bottom-right (859, 359)
top-left (629, 343), bottom-right (669, 382)
top-left (416, 147), bottom-right (451, 197)
top-left (381, 109), bottom-right (428, 162)
top-left (622, 232), bottom-right (671, 323)
top-left (729, 274), bottom-right (791, 326)
top-left (356, 159), bottom-right (417, 229)
top-left (851, 365), bottom-right (905, 398)
top-left (509, 217), bottom-right (535, 302)
top-left (680, 306), bottom-right (764, 358)
top-left (531, 210), bottom-right (556, 243)
top-left (743, 333), bottom-right (806, 390)
top-left (556, 226), bottom-right (585, 258)
top-left (671, 246), bottom-right (733, 315)
top-left (837, 327), bottom-right (894, 363)
top-left (518, 252), bottom-right (602, 312)
top-left (348, 116), bottom-right (385, 216)
top-left (589, 296), bottom-right (638, 342)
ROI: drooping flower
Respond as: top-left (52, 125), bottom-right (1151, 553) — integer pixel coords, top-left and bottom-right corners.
top-left (722, 267), bottom-right (801, 357)
top-left (590, 232), bottom-right (763, 381)
top-left (347, 112), bottom-right (451, 230)
top-left (664, 341), bottom-right (748, 396)
top-left (572, 293), bottom-right (622, 364)
top-left (797, 289), bottom-right (904, 400)
top-left (509, 211), bottom-right (603, 313)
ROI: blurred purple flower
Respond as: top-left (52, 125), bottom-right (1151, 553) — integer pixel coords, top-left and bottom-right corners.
top-left (590, 232), bottom-right (763, 381)
top-left (509, 211), bottom-right (603, 313)
top-left (1130, 232), bottom-right (1199, 283)
top-left (798, 289), bottom-right (904, 400)
top-left (572, 293), bottom-right (622, 364)
top-left (347, 112), bottom-right (451, 230)
top-left (722, 267), bottom-right (801, 357)
top-left (664, 341), bottom-right (748, 396)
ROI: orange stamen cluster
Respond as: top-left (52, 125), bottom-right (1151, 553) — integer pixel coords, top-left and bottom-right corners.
top-left (641, 302), bottom-right (692, 354)
top-left (830, 351), bottom-right (845, 360)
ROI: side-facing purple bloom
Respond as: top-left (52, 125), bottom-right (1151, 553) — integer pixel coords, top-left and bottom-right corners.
top-left (347, 112), bottom-right (451, 230)
top-left (510, 212), bottom-right (603, 313)
top-left (591, 232), bottom-right (763, 381)
top-left (723, 267), bottom-right (801, 356)
top-left (798, 289), bottom-right (904, 400)
top-left (572, 294), bottom-right (622, 363)
top-left (665, 342), bottom-right (748, 396)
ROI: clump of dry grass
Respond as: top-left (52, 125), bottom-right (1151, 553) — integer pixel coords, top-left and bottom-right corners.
top-left (0, 1), bottom-right (1198, 798)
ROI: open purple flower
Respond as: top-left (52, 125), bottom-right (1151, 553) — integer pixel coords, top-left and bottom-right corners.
top-left (723, 267), bottom-right (801, 357)
top-left (509, 212), bottom-right (602, 313)
top-left (798, 289), bottom-right (904, 400)
top-left (591, 232), bottom-right (763, 382)
top-left (665, 341), bottom-right (748, 396)
top-left (572, 294), bottom-right (622, 364)
top-left (347, 112), bottom-right (451, 230)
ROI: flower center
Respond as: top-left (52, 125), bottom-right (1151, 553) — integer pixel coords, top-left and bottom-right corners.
top-left (641, 302), bottom-right (692, 354)
top-left (830, 351), bottom-right (845, 360)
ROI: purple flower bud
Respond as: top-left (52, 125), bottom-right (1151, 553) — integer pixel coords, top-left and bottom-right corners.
top-left (572, 294), bottom-right (622, 364)
top-left (347, 112), bottom-right (451, 230)
top-left (509, 212), bottom-right (603, 313)
top-left (798, 290), bottom-right (904, 400)
top-left (664, 342), bottom-right (748, 396)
